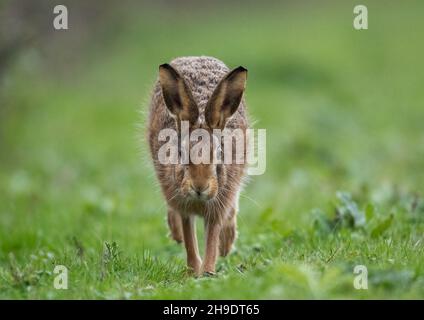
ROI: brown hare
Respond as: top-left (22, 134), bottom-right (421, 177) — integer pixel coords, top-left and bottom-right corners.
top-left (147, 56), bottom-right (249, 276)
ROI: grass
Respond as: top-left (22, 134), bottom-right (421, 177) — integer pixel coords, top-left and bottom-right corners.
top-left (0, 1), bottom-right (423, 299)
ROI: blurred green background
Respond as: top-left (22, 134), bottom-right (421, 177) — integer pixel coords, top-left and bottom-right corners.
top-left (0, 0), bottom-right (423, 299)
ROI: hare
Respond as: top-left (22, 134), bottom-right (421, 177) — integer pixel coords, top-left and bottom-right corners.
top-left (147, 56), bottom-right (249, 276)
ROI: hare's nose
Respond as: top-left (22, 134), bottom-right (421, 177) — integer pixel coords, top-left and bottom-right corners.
top-left (191, 183), bottom-right (209, 196)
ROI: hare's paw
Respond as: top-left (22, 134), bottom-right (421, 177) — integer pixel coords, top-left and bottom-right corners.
top-left (187, 257), bottom-right (202, 277)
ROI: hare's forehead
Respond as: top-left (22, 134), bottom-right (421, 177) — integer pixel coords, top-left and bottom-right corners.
top-left (180, 129), bottom-right (221, 144)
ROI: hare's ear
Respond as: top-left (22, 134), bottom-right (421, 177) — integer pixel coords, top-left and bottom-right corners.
top-left (205, 66), bottom-right (247, 129)
top-left (159, 63), bottom-right (199, 125)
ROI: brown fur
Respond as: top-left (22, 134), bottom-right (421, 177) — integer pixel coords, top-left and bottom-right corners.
top-left (147, 56), bottom-right (249, 275)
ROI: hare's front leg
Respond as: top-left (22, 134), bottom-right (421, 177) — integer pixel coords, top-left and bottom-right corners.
top-left (167, 208), bottom-right (183, 243)
top-left (181, 215), bottom-right (202, 275)
top-left (219, 207), bottom-right (237, 257)
top-left (202, 218), bottom-right (221, 275)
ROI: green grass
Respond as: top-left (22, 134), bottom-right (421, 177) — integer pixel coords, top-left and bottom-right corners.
top-left (0, 1), bottom-right (423, 299)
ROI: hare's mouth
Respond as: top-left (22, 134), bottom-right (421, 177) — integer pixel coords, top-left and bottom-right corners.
top-left (187, 190), bottom-right (211, 202)
top-left (186, 186), bottom-right (217, 202)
